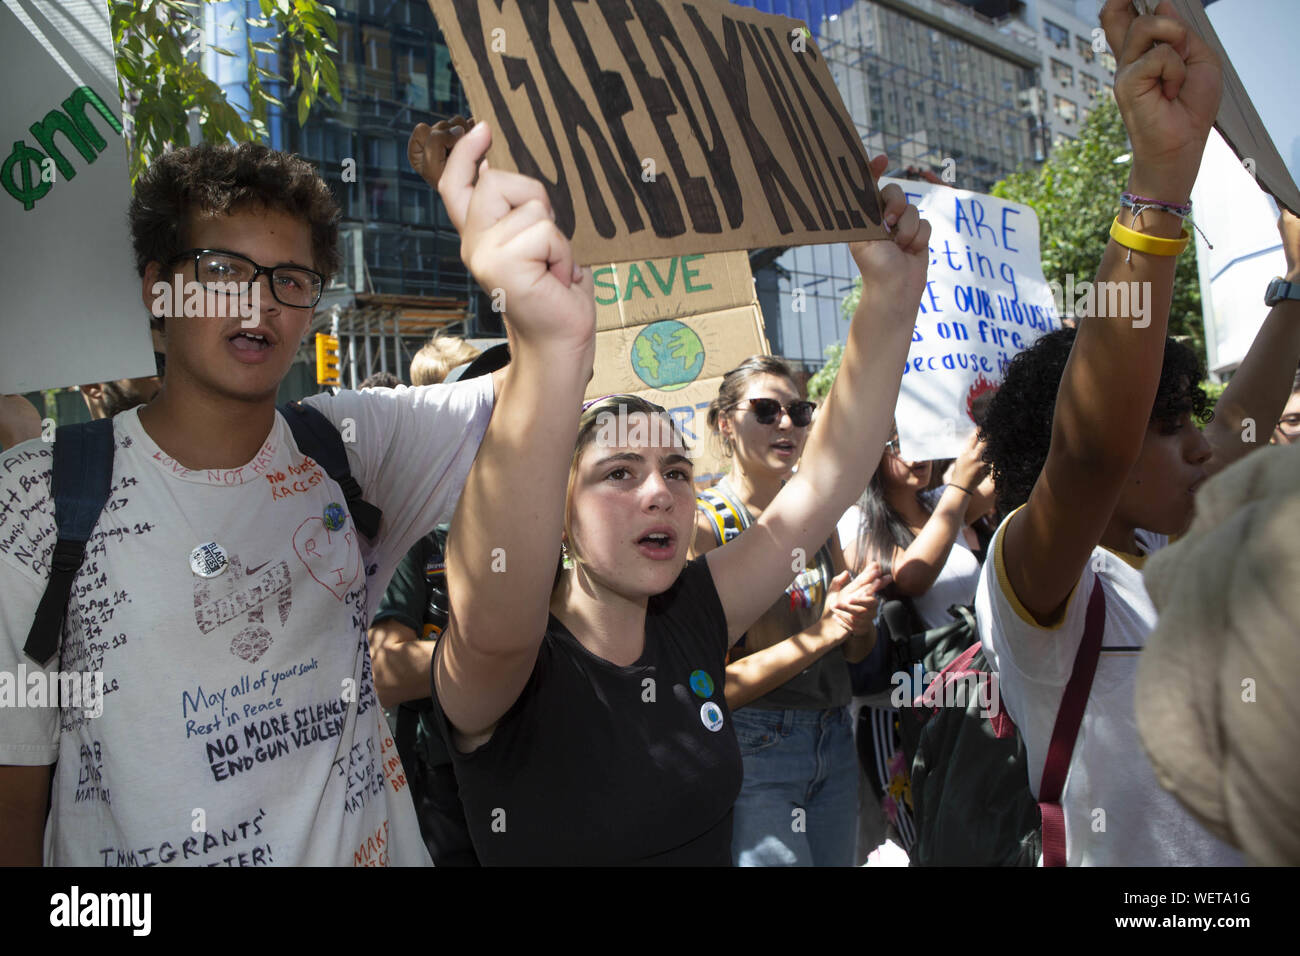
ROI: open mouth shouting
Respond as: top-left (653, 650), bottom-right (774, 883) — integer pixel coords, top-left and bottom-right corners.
top-left (228, 328), bottom-right (275, 363)
top-left (636, 527), bottom-right (677, 560)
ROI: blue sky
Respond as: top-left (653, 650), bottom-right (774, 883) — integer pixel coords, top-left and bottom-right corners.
top-left (1209, 0), bottom-right (1299, 184)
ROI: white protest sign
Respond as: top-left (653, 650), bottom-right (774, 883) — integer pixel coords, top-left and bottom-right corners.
top-left (0, 0), bottom-right (154, 394)
top-left (883, 177), bottom-right (1060, 461)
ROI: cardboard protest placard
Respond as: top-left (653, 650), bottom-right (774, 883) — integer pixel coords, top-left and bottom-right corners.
top-left (584, 250), bottom-right (766, 486)
top-left (1164, 0), bottom-right (1300, 216)
top-left (427, 0), bottom-right (888, 265)
top-left (883, 178), bottom-right (1060, 462)
top-left (0, 0), bottom-right (155, 394)
top-left (589, 302), bottom-right (765, 399)
top-left (594, 250), bottom-right (753, 332)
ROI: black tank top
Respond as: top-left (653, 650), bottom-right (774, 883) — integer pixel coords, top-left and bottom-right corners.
top-left (429, 557), bottom-right (743, 865)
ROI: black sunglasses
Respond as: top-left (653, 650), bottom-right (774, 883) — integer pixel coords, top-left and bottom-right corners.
top-left (736, 397), bottom-right (816, 427)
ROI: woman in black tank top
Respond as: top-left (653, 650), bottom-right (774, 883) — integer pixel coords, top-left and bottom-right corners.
top-left (425, 120), bottom-right (932, 864)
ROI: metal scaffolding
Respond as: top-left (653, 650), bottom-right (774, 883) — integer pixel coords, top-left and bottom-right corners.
top-left (310, 292), bottom-right (470, 388)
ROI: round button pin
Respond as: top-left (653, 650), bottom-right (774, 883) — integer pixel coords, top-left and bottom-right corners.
top-left (700, 701), bottom-right (724, 733)
top-left (323, 501), bottom-right (347, 532)
top-left (190, 542), bottom-right (229, 578)
top-left (689, 669), bottom-right (714, 699)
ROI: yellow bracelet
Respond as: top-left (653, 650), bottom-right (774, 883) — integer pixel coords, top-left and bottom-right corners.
top-left (1110, 216), bottom-right (1190, 256)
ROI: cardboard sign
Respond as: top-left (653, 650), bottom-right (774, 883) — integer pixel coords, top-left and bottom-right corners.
top-left (584, 301), bottom-right (768, 486)
top-left (884, 178), bottom-right (1059, 462)
top-left (428, 0), bottom-right (887, 265)
top-left (589, 302), bottom-right (765, 399)
top-left (0, 0), bottom-right (155, 394)
top-left (593, 249), bottom-right (753, 331)
top-left (1165, 0), bottom-right (1300, 216)
top-left (611, 374), bottom-right (735, 489)
top-left (584, 249), bottom-right (766, 485)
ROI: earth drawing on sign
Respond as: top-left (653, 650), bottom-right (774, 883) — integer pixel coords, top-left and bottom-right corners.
top-left (630, 320), bottom-right (704, 391)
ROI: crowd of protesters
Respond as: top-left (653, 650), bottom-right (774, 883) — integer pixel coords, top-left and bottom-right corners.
top-left (2, 0), bottom-right (1299, 867)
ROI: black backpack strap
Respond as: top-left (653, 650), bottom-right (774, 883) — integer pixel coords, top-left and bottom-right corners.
top-left (279, 401), bottom-right (382, 541)
top-left (23, 419), bottom-right (115, 666)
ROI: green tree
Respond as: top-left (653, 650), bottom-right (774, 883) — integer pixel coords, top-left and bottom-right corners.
top-left (992, 93), bottom-right (1204, 365)
top-left (806, 343), bottom-right (841, 403)
top-left (111, 0), bottom-right (341, 182)
top-left (805, 286), bottom-right (856, 401)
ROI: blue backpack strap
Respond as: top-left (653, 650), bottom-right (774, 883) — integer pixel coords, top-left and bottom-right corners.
top-left (23, 419), bottom-right (115, 666)
top-left (278, 401), bottom-right (382, 541)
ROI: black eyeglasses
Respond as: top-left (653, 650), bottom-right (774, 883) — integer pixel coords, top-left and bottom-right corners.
top-left (153, 351), bottom-right (166, 379)
top-left (735, 398), bottom-right (816, 427)
top-left (167, 249), bottom-right (324, 308)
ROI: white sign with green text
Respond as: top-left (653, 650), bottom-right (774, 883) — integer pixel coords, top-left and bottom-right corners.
top-left (1, 0), bottom-right (154, 394)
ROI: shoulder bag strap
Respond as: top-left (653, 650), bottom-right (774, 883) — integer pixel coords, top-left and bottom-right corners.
top-left (1038, 578), bottom-right (1107, 866)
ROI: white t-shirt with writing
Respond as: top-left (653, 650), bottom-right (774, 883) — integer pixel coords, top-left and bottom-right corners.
top-left (975, 509), bottom-right (1243, 866)
top-left (0, 378), bottom-right (493, 866)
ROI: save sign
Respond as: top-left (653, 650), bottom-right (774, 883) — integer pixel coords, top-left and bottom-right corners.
top-left (884, 178), bottom-right (1060, 462)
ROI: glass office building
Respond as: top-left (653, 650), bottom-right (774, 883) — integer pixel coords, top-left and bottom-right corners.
top-left (731, 0), bottom-right (1042, 369)
top-left (280, 0), bottom-right (472, 303)
top-left (207, 0), bottom-right (494, 390)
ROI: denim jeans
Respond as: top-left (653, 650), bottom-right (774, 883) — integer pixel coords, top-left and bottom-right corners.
top-left (730, 706), bottom-right (858, 866)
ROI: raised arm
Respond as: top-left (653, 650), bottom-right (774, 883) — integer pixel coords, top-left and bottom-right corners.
top-left (891, 433), bottom-right (988, 598)
top-left (706, 166), bottom-right (929, 642)
top-left (1200, 210), bottom-right (1300, 475)
top-left (432, 123), bottom-right (596, 741)
top-left (1003, 0), bottom-right (1222, 623)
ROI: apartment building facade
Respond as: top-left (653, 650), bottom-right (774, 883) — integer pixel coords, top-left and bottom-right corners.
top-left (1009, 0), bottom-right (1116, 148)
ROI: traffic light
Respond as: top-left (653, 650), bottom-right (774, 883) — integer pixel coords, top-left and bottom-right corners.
top-left (315, 333), bottom-right (341, 386)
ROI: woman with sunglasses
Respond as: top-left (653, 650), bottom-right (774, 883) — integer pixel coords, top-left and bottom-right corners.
top-left (426, 121), bottom-right (929, 864)
top-left (692, 355), bottom-right (883, 866)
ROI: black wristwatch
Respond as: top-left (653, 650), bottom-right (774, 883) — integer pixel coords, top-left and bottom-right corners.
top-left (1265, 277), bottom-right (1300, 306)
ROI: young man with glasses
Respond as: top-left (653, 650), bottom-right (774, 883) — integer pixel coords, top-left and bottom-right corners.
top-left (1271, 370), bottom-right (1300, 445)
top-left (0, 142), bottom-right (500, 866)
